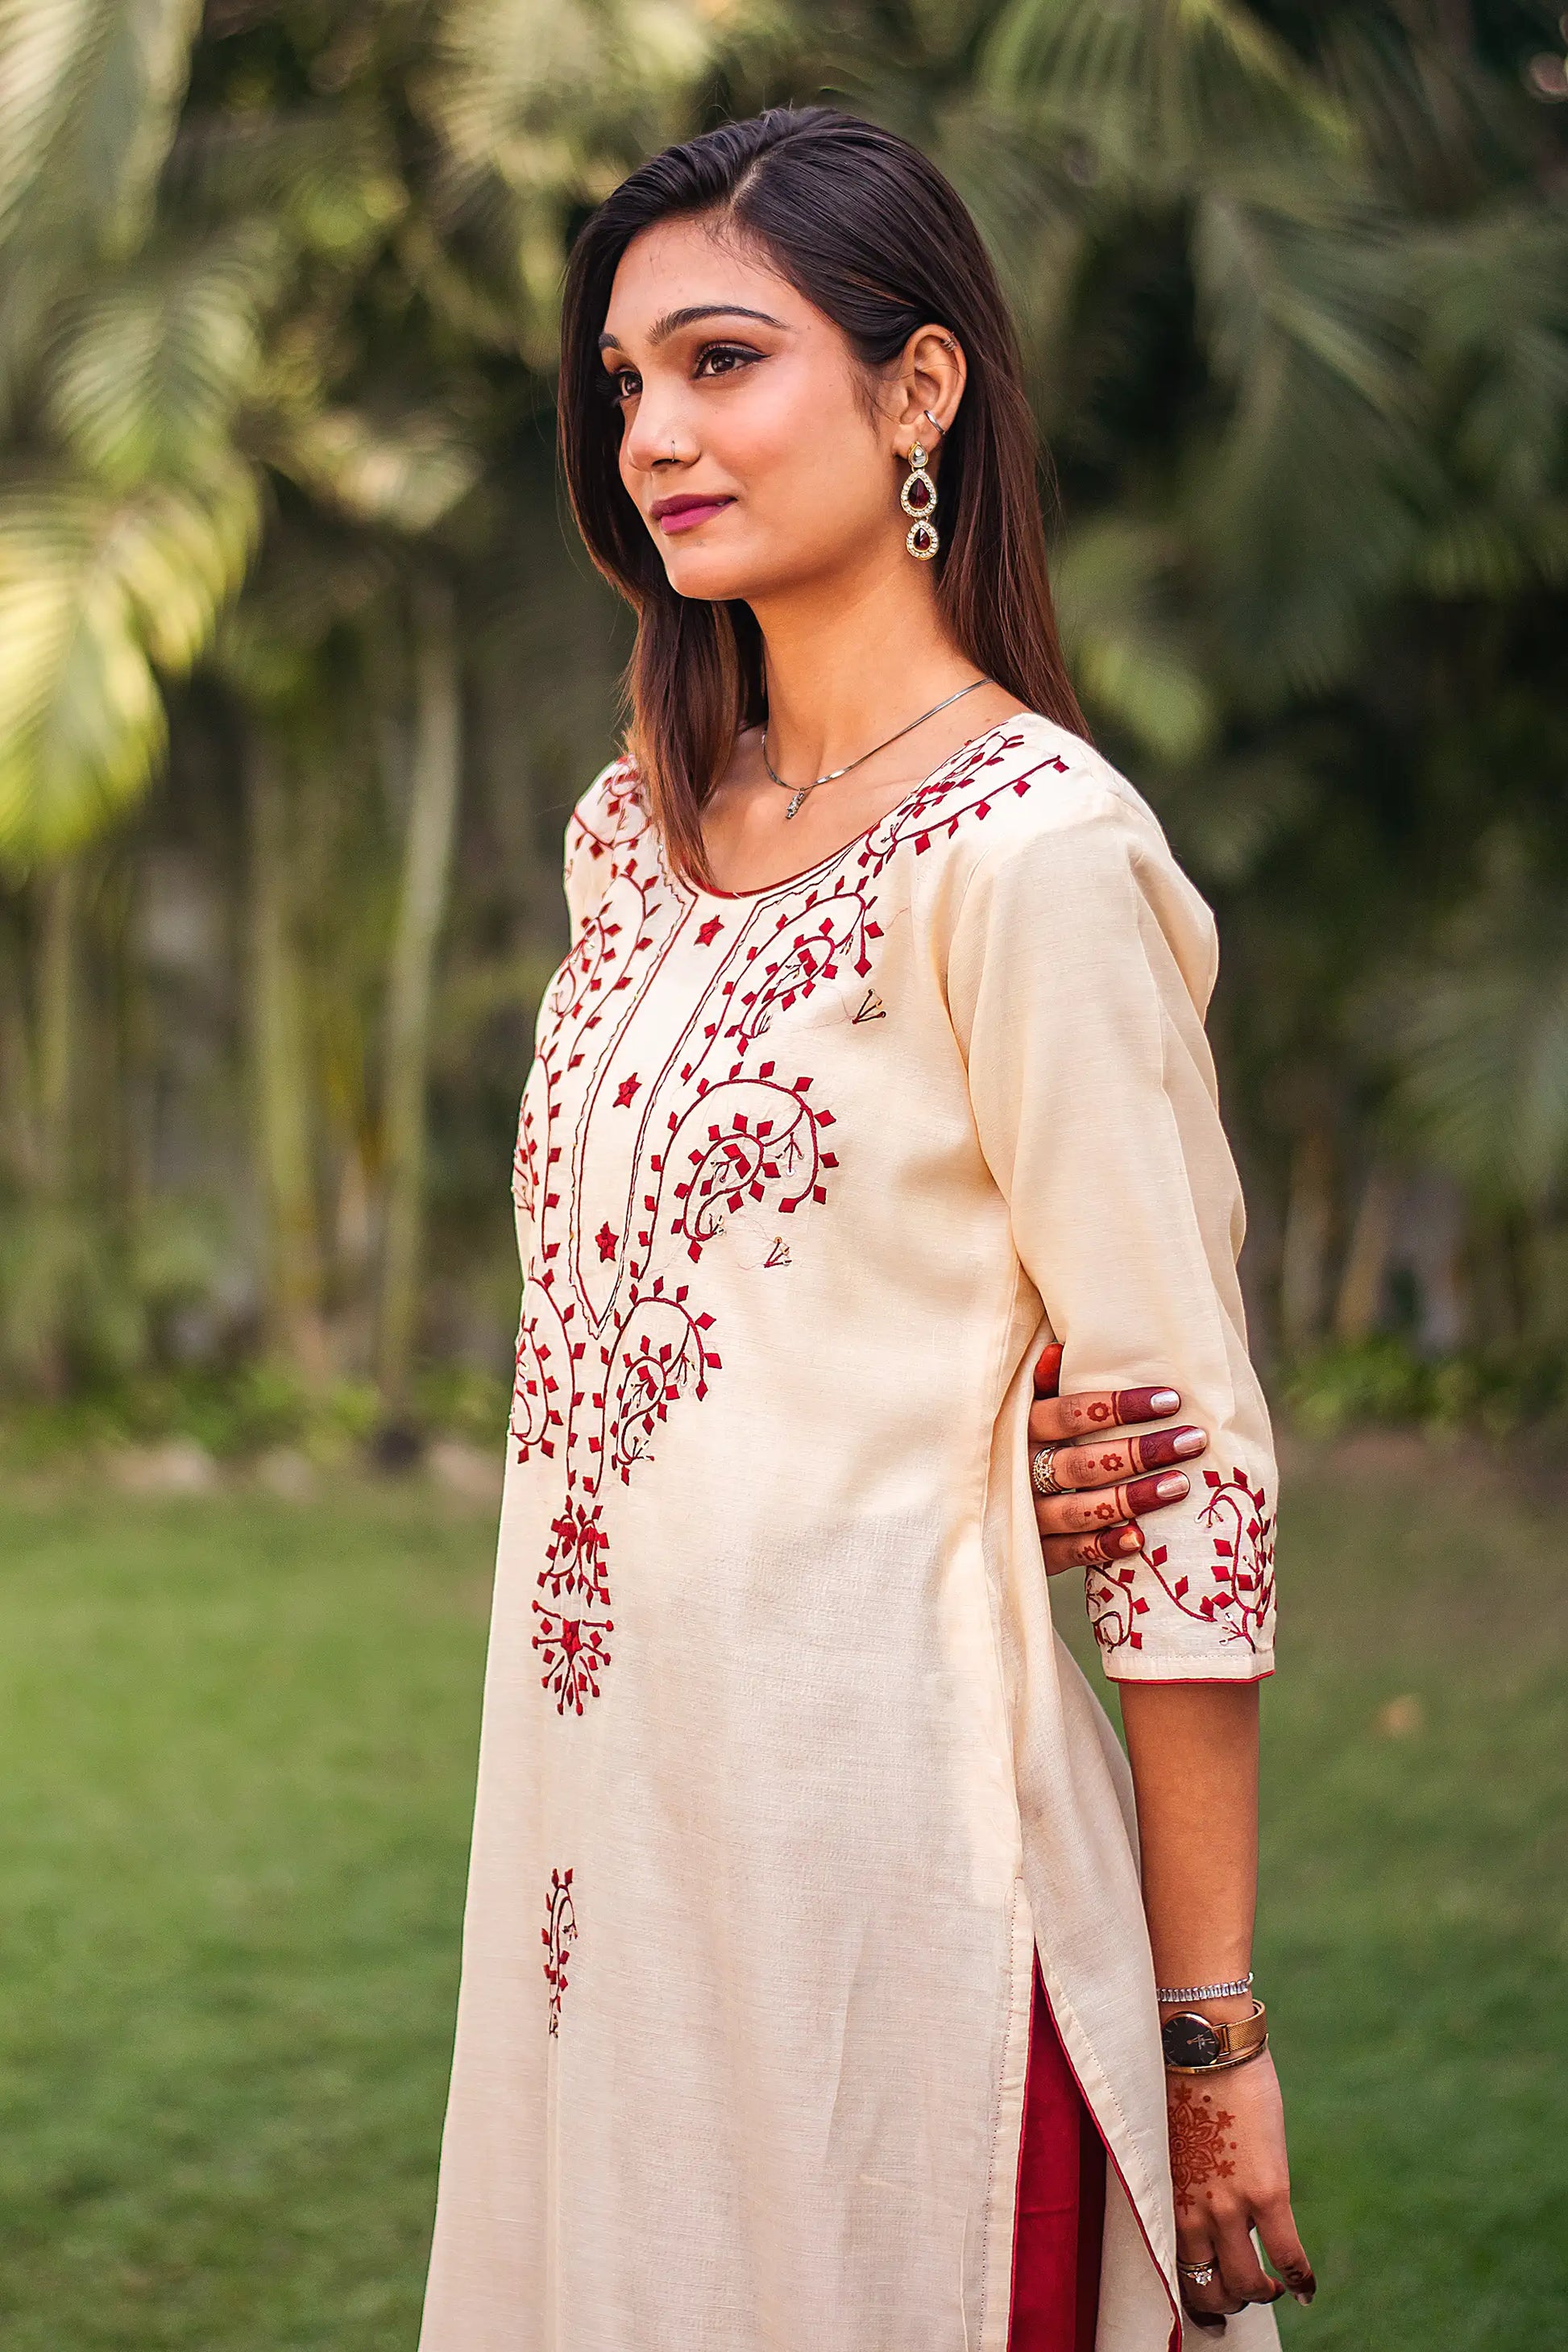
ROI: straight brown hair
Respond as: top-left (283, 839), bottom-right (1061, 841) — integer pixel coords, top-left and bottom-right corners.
top-left (558, 106), bottom-right (1087, 883)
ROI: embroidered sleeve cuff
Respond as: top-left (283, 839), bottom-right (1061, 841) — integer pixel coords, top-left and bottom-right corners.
top-left (1085, 1458), bottom-right (1277, 1682)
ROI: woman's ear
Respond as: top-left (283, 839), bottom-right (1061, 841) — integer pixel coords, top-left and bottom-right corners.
top-left (891, 326), bottom-right (966, 460)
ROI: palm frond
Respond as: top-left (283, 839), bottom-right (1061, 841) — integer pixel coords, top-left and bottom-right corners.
top-left (923, 91), bottom-right (1098, 411)
top-left (417, 0), bottom-right (719, 355)
top-left (1052, 514), bottom-right (1217, 762)
top-left (0, 458), bottom-right (259, 865)
top-left (1313, 8), bottom-right (1516, 207)
top-left (39, 224), bottom-right (281, 487)
top-left (1417, 503), bottom-right (1568, 599)
top-left (1421, 202), bottom-right (1568, 506)
top-left (0, 0), bottom-right (202, 257)
top-left (1189, 190), bottom-right (1437, 697)
top-left (0, 0), bottom-right (102, 244)
top-left (217, 521), bottom-right (395, 708)
top-left (422, 0), bottom-right (716, 197)
top-left (1151, 743), bottom-right (1317, 888)
top-left (263, 407), bottom-right (483, 534)
top-left (1379, 870), bottom-right (1568, 1207)
top-left (164, 104), bottom-right (407, 263)
top-left (981, 0), bottom-right (1348, 180)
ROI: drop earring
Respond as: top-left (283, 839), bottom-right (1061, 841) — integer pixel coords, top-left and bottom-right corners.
top-left (901, 442), bottom-right (938, 561)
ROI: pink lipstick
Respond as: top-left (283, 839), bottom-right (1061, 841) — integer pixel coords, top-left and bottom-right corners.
top-left (652, 493), bottom-right (734, 534)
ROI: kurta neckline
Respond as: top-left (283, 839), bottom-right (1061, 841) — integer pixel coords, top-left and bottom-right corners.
top-left (692, 716), bottom-right (1031, 901)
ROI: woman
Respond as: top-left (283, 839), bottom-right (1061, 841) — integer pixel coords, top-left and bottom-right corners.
top-left (421, 109), bottom-right (1314, 2351)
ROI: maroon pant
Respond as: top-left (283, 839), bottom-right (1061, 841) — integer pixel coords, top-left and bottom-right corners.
top-left (1007, 1960), bottom-right (1106, 2352)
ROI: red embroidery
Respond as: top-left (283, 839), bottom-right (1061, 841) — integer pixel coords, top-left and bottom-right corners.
top-left (517, 731), bottom-right (1061, 1713)
top-left (1086, 1462), bottom-right (1276, 1658)
top-left (542, 1866), bottom-right (578, 2033)
top-left (513, 778), bottom-right (840, 1713)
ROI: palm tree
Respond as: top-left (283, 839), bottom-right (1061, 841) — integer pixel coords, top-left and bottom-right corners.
top-left (0, 0), bottom-right (490, 1397)
top-left (2, 0), bottom-right (1564, 1415)
top-left (960, 0), bottom-right (1568, 1350)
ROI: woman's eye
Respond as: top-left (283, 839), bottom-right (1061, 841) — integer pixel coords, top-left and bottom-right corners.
top-left (610, 367), bottom-right (641, 403)
top-left (693, 343), bottom-right (757, 380)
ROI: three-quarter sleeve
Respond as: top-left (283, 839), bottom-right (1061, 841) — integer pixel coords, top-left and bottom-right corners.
top-left (946, 778), bottom-right (1277, 1682)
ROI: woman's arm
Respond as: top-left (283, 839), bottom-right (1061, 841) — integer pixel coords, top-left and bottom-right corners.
top-left (1122, 1682), bottom-right (1316, 2328)
top-left (1120, 1682), bottom-right (1257, 1998)
top-left (1025, 1342), bottom-right (1314, 2323)
top-left (944, 780), bottom-right (1308, 2327)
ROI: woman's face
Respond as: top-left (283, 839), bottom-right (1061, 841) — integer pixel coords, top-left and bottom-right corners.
top-left (598, 216), bottom-right (911, 606)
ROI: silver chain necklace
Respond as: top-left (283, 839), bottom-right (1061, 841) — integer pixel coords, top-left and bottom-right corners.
top-left (762, 678), bottom-right (993, 819)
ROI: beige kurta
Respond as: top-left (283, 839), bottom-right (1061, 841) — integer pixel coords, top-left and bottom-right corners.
top-left (420, 716), bottom-right (1281, 2352)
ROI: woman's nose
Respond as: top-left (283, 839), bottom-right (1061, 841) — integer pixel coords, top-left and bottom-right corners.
top-left (622, 400), bottom-right (691, 477)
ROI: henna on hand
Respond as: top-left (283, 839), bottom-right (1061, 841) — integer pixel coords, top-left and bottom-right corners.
top-left (1168, 2080), bottom-right (1239, 2217)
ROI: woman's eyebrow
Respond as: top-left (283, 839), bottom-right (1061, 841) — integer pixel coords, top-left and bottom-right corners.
top-left (597, 304), bottom-right (788, 354)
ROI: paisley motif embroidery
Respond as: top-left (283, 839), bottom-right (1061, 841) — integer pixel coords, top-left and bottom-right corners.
top-left (1085, 1463), bottom-right (1276, 1660)
top-left (542, 1866), bottom-right (578, 2034)
top-left (514, 728), bottom-right (1067, 1713)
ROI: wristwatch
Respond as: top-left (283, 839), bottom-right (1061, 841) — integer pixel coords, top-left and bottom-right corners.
top-left (1161, 2001), bottom-right (1268, 2073)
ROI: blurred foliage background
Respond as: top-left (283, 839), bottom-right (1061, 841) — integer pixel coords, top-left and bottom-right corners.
top-left (2, 0), bottom-right (1566, 1464)
top-left (2, 14), bottom-right (1566, 2348)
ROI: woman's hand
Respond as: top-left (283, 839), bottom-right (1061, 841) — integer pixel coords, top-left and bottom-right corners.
top-left (1030, 1348), bottom-right (1316, 2325)
top-left (1028, 1341), bottom-right (1208, 1574)
top-left (1167, 2047), bottom-right (1316, 2329)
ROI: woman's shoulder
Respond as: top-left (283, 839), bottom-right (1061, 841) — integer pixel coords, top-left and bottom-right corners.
top-left (562, 748), bottom-right (650, 893)
top-left (946, 711), bottom-right (1171, 861)
top-left (925, 713), bottom-right (1216, 978)
top-left (567, 749), bottom-right (646, 850)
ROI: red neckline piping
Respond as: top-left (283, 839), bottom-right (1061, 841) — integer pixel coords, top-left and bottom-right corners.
top-left (691, 717), bottom-right (1032, 902)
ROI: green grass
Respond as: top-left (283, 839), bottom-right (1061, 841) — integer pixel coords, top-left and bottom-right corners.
top-left (1, 1441), bottom-right (1563, 2349)
top-left (0, 1482), bottom-right (492, 2350)
top-left (1258, 1441), bottom-right (1568, 2348)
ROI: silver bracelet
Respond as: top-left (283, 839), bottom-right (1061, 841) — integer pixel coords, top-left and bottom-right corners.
top-left (1155, 1971), bottom-right (1254, 2004)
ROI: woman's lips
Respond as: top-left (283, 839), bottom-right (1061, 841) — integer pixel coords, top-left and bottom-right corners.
top-left (653, 496), bottom-right (734, 534)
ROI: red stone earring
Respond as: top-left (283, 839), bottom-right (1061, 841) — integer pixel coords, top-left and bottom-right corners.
top-left (901, 440), bottom-right (938, 560)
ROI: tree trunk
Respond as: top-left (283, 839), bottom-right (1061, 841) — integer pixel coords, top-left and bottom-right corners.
top-left (33, 860), bottom-right (81, 1399)
top-left (1334, 1161), bottom-right (1398, 1344)
top-left (1280, 1124), bottom-right (1335, 1359)
top-left (245, 725), bottom-right (328, 1379)
top-left (375, 570), bottom-right (463, 1434)
top-left (0, 910), bottom-right (38, 1194)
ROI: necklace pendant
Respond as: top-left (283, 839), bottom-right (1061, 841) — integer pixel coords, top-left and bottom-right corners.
top-left (783, 789), bottom-right (807, 820)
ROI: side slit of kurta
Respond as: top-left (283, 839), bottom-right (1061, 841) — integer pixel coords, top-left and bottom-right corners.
top-left (1008, 1956), bottom-right (1106, 2351)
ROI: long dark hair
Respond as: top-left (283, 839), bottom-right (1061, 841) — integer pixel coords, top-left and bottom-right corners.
top-left (558, 107), bottom-right (1086, 882)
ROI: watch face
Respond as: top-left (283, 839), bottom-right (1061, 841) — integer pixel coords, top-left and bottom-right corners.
top-left (1162, 2012), bottom-right (1222, 2068)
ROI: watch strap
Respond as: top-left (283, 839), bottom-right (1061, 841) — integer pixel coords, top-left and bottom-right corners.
top-left (1162, 2000), bottom-right (1268, 2072)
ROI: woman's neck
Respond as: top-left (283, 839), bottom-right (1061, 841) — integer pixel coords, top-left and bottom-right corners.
top-left (752, 549), bottom-right (980, 780)
top-left (698, 541), bottom-right (1025, 896)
